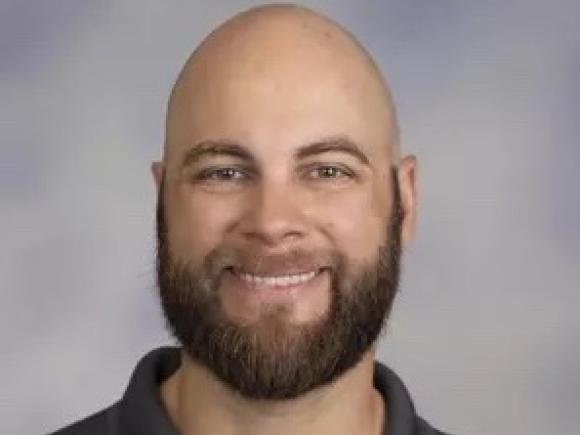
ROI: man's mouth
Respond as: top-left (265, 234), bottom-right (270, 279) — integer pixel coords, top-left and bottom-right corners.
top-left (238, 270), bottom-right (318, 287)
top-left (226, 266), bottom-right (327, 289)
top-left (219, 267), bottom-right (331, 315)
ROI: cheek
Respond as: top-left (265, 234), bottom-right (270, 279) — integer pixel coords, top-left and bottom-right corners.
top-left (314, 187), bottom-right (388, 263)
top-left (167, 189), bottom-right (244, 260)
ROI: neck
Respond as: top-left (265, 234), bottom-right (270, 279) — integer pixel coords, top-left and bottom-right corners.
top-left (160, 350), bottom-right (385, 435)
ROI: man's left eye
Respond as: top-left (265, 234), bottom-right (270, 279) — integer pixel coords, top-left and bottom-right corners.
top-left (309, 165), bottom-right (352, 179)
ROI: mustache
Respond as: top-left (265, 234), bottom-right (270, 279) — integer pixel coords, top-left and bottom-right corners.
top-left (156, 195), bottom-right (342, 282)
top-left (202, 245), bottom-right (343, 277)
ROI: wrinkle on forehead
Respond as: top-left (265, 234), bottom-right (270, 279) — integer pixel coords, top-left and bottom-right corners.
top-left (164, 4), bottom-right (400, 164)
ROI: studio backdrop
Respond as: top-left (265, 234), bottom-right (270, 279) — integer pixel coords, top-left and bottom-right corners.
top-left (1, 1), bottom-right (578, 434)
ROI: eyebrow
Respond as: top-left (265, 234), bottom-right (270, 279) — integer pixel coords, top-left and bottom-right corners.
top-left (180, 140), bottom-right (254, 170)
top-left (294, 136), bottom-right (370, 166)
top-left (180, 136), bottom-right (371, 169)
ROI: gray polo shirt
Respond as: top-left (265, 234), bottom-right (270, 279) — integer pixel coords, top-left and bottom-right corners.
top-left (49, 347), bottom-right (450, 435)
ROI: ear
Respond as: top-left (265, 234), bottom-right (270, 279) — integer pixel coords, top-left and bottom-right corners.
top-left (151, 161), bottom-right (165, 192)
top-left (397, 155), bottom-right (418, 249)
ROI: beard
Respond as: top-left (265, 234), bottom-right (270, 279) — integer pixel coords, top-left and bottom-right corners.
top-left (156, 169), bottom-right (403, 400)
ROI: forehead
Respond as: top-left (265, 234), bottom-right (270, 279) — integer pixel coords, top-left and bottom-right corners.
top-left (165, 19), bottom-right (394, 167)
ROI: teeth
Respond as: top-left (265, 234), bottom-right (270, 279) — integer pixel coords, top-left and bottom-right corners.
top-left (239, 271), bottom-right (317, 287)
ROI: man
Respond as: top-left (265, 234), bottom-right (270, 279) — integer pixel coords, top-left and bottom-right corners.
top-left (52, 4), bottom-right (450, 435)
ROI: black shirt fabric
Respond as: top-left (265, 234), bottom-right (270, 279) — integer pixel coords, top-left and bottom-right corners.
top-left (49, 347), bottom-right (450, 435)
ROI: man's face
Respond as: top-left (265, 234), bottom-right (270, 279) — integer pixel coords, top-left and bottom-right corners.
top-left (156, 31), bottom-right (411, 399)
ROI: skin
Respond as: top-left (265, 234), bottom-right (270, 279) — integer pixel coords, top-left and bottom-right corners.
top-left (151, 4), bottom-right (417, 435)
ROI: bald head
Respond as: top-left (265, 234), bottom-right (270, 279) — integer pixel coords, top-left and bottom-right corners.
top-left (163, 4), bottom-right (399, 167)
top-left (155, 7), bottom-right (418, 405)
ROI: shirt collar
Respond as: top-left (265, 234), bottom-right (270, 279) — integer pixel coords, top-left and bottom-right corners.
top-left (116, 346), bottom-right (430, 435)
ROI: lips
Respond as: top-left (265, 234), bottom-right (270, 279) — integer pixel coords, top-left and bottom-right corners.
top-left (221, 252), bottom-right (332, 291)
top-left (218, 266), bottom-right (331, 320)
top-left (238, 270), bottom-right (318, 287)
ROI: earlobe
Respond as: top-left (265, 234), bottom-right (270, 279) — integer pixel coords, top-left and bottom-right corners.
top-left (397, 155), bottom-right (418, 248)
top-left (151, 161), bottom-right (165, 192)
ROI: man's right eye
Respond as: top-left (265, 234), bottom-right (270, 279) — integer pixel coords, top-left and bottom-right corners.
top-left (195, 167), bottom-right (250, 182)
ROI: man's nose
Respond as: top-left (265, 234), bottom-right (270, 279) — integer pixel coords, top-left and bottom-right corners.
top-left (237, 182), bottom-right (309, 248)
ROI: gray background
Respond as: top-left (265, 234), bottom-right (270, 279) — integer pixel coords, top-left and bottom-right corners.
top-left (1, 1), bottom-right (578, 434)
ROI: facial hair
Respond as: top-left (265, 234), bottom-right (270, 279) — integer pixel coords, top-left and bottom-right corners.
top-left (156, 168), bottom-right (403, 400)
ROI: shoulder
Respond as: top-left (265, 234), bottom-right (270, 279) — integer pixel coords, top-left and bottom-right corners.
top-left (373, 361), bottom-right (455, 435)
top-left (416, 416), bottom-right (455, 435)
top-left (47, 403), bottom-right (118, 435)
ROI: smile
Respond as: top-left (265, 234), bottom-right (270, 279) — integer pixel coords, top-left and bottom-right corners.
top-left (237, 270), bottom-right (319, 288)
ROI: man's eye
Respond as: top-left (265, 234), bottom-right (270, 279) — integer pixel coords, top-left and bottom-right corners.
top-left (309, 165), bottom-right (353, 180)
top-left (197, 167), bottom-right (248, 181)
